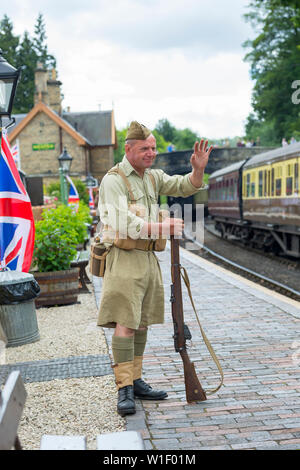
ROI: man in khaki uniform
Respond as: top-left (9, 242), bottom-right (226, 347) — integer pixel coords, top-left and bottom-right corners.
top-left (97, 121), bottom-right (212, 416)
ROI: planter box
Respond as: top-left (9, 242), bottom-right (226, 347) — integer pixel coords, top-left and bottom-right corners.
top-left (33, 268), bottom-right (80, 308)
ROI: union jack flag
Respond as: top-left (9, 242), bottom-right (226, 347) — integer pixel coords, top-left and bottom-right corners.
top-left (66, 175), bottom-right (79, 210)
top-left (0, 130), bottom-right (35, 272)
top-left (88, 188), bottom-right (95, 209)
top-left (11, 140), bottom-right (20, 169)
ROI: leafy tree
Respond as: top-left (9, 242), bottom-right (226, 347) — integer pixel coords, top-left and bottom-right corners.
top-left (151, 130), bottom-right (168, 153)
top-left (155, 118), bottom-right (176, 142)
top-left (46, 179), bottom-right (89, 206)
top-left (33, 13), bottom-right (56, 69)
top-left (245, 113), bottom-right (278, 146)
top-left (0, 13), bottom-right (56, 113)
top-left (173, 127), bottom-right (201, 150)
top-left (114, 128), bottom-right (127, 163)
top-left (0, 15), bottom-right (19, 67)
top-left (114, 128), bottom-right (169, 163)
top-left (243, 0), bottom-right (300, 142)
top-left (14, 32), bottom-right (37, 113)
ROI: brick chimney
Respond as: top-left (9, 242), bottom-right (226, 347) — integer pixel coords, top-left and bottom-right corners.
top-left (34, 62), bottom-right (49, 105)
top-left (47, 68), bottom-right (63, 115)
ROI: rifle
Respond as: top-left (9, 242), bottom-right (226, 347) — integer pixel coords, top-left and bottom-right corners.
top-left (170, 212), bottom-right (207, 403)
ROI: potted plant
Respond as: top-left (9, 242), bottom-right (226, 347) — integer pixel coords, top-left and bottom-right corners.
top-left (32, 204), bottom-right (87, 307)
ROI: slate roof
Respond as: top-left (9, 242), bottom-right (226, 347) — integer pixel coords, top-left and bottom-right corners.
top-left (4, 109), bottom-right (115, 147)
top-left (62, 111), bottom-right (114, 147)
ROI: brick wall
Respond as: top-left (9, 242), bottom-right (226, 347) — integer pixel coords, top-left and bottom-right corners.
top-left (90, 146), bottom-right (114, 182)
top-left (10, 113), bottom-right (86, 179)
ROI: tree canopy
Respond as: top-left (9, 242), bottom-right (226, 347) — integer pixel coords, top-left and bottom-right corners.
top-left (0, 13), bottom-right (56, 114)
top-left (243, 0), bottom-right (300, 144)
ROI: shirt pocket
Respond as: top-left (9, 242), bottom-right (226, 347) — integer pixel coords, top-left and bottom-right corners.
top-left (129, 188), bottom-right (147, 218)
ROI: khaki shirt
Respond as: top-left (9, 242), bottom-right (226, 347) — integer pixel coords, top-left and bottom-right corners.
top-left (98, 155), bottom-right (205, 241)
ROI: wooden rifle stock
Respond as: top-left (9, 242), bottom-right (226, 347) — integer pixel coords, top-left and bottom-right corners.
top-left (170, 214), bottom-right (207, 403)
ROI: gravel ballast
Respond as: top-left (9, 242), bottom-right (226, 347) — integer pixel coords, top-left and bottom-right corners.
top-left (2, 287), bottom-right (126, 450)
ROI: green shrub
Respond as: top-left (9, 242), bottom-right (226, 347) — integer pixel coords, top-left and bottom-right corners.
top-left (34, 204), bottom-right (90, 272)
top-left (45, 179), bottom-right (90, 206)
top-left (42, 204), bottom-right (88, 244)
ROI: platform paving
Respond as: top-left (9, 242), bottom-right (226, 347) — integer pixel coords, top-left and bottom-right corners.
top-left (93, 243), bottom-right (300, 450)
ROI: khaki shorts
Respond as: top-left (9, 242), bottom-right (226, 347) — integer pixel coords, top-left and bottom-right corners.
top-left (97, 246), bottom-right (165, 329)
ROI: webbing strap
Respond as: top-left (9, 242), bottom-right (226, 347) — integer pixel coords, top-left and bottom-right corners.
top-left (108, 164), bottom-right (136, 203)
top-left (180, 265), bottom-right (224, 395)
top-left (108, 164), bottom-right (157, 201)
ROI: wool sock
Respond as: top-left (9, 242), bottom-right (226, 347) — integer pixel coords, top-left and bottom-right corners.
top-left (111, 335), bottom-right (134, 364)
top-left (134, 329), bottom-right (148, 357)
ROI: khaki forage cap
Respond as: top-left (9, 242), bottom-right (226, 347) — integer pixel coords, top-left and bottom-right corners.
top-left (126, 121), bottom-right (151, 140)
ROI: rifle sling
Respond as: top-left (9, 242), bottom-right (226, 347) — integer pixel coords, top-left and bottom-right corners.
top-left (180, 265), bottom-right (224, 395)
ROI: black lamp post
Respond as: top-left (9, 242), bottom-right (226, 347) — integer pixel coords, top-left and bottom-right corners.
top-left (0, 49), bottom-right (21, 151)
top-left (58, 147), bottom-right (73, 205)
top-left (85, 173), bottom-right (98, 189)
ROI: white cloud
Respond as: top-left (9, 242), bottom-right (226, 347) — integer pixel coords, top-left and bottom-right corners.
top-left (1, 0), bottom-right (255, 137)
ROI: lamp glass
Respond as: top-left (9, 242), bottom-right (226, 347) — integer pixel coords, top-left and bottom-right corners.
top-left (58, 148), bottom-right (73, 173)
top-left (0, 78), bottom-right (14, 113)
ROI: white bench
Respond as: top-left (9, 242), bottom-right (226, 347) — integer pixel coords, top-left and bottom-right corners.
top-left (0, 371), bottom-right (27, 450)
top-left (41, 431), bottom-right (145, 450)
top-left (0, 371), bottom-right (145, 450)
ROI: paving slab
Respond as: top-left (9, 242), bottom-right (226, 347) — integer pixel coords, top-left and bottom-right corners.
top-left (93, 242), bottom-right (300, 450)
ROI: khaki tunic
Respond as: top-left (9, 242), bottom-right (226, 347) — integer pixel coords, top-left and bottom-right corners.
top-left (97, 155), bottom-right (205, 329)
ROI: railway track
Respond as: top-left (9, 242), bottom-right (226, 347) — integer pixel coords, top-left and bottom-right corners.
top-left (183, 225), bottom-right (300, 302)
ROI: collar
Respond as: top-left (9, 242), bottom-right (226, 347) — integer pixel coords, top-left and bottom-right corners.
top-left (121, 155), bottom-right (150, 177)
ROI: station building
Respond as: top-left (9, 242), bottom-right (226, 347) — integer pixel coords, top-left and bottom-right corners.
top-left (7, 63), bottom-right (117, 185)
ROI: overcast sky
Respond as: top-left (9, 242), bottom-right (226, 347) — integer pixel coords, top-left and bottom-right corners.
top-left (2, 0), bottom-right (255, 139)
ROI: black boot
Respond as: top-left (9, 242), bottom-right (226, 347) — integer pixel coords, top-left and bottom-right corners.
top-left (117, 385), bottom-right (136, 416)
top-left (133, 378), bottom-right (168, 400)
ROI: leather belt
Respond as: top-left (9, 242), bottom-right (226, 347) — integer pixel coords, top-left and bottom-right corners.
top-left (134, 239), bottom-right (156, 251)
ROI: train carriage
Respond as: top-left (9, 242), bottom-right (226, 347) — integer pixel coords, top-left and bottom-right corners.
top-left (208, 143), bottom-right (300, 258)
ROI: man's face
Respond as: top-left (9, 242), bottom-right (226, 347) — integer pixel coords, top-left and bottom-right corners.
top-left (125, 135), bottom-right (157, 173)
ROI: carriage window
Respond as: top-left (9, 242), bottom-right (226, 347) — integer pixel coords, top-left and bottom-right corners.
top-left (286, 177), bottom-right (293, 196)
top-left (271, 168), bottom-right (275, 196)
top-left (258, 171), bottom-right (263, 197)
top-left (246, 174), bottom-right (250, 198)
top-left (264, 170), bottom-right (267, 196)
top-left (295, 163), bottom-right (299, 193)
top-left (251, 182), bottom-right (256, 197)
top-left (276, 179), bottom-right (282, 196)
top-left (230, 179), bottom-right (234, 200)
top-left (225, 180), bottom-right (229, 200)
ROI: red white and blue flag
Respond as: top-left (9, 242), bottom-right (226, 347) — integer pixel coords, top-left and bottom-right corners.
top-left (88, 188), bottom-right (95, 209)
top-left (0, 130), bottom-right (35, 272)
top-left (66, 175), bottom-right (79, 210)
